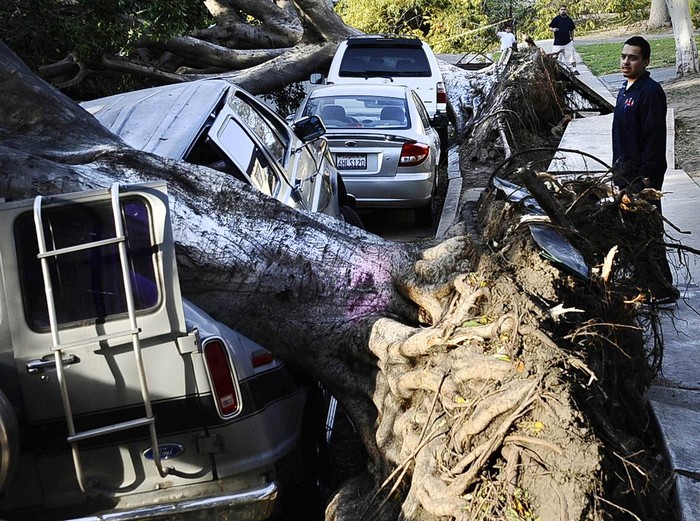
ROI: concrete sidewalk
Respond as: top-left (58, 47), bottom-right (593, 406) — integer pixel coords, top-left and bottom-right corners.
top-left (544, 55), bottom-right (700, 521)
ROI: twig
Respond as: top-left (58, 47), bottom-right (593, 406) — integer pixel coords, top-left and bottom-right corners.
top-left (594, 494), bottom-right (643, 521)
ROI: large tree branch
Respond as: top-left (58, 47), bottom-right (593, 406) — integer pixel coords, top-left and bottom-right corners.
top-left (203, 0), bottom-right (237, 18)
top-left (229, 0), bottom-right (303, 38)
top-left (193, 0), bottom-right (305, 49)
top-left (291, 0), bottom-right (359, 41)
top-left (99, 55), bottom-right (188, 84)
top-left (140, 36), bottom-right (288, 70)
top-left (187, 42), bottom-right (337, 93)
top-left (192, 20), bottom-right (297, 50)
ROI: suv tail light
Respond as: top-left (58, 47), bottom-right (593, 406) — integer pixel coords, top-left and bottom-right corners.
top-left (436, 82), bottom-right (447, 104)
top-left (400, 142), bottom-right (430, 166)
top-left (203, 338), bottom-right (240, 417)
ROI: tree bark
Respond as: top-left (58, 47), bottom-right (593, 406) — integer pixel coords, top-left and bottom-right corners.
top-left (191, 42), bottom-right (339, 92)
top-left (648, 0), bottom-right (671, 29)
top-left (139, 37), bottom-right (288, 71)
top-left (666, 0), bottom-right (700, 75)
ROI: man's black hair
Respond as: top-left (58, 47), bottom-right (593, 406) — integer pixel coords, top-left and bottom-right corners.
top-left (625, 36), bottom-right (651, 60)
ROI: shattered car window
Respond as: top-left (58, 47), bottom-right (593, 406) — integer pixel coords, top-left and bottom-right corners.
top-left (228, 93), bottom-right (289, 164)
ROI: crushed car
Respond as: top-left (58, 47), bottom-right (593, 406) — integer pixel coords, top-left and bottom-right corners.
top-left (0, 182), bottom-right (326, 520)
top-left (81, 79), bottom-right (360, 225)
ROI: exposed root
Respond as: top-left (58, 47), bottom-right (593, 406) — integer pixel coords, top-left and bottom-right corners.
top-left (327, 49), bottom-right (674, 521)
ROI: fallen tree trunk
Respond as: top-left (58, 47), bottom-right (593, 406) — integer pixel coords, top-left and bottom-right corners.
top-left (0, 43), bottom-right (674, 520)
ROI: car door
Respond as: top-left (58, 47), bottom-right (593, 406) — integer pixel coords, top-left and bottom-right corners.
top-left (209, 89), bottom-right (313, 210)
top-left (0, 183), bottom-right (214, 510)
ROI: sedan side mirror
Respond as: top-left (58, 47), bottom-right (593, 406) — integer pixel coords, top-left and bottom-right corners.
top-left (292, 115), bottom-right (326, 143)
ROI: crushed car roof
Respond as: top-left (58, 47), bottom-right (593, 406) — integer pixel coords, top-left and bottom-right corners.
top-left (81, 79), bottom-right (231, 160)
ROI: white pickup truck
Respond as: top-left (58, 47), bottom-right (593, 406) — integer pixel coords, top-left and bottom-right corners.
top-left (0, 182), bottom-right (323, 520)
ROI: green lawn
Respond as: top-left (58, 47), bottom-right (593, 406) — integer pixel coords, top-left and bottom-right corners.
top-left (576, 37), bottom-right (699, 75)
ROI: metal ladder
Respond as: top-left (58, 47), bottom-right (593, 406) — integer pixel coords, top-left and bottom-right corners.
top-left (32, 183), bottom-right (170, 492)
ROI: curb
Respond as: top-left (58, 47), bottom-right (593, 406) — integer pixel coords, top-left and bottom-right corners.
top-left (436, 145), bottom-right (463, 238)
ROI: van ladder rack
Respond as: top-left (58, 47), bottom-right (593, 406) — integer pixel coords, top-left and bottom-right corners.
top-left (32, 183), bottom-right (171, 492)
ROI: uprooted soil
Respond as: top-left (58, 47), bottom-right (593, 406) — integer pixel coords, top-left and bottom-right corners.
top-left (351, 49), bottom-right (676, 520)
top-left (453, 49), bottom-right (677, 520)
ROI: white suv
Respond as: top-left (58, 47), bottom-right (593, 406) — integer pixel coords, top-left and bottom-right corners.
top-left (312, 35), bottom-right (449, 149)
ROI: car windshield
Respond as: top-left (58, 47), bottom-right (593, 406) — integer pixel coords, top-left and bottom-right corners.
top-left (339, 46), bottom-right (431, 78)
top-left (306, 95), bottom-right (410, 130)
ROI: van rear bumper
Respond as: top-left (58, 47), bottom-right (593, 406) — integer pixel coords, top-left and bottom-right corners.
top-left (66, 481), bottom-right (277, 521)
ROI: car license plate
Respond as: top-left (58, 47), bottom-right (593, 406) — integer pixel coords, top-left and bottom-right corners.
top-left (336, 154), bottom-right (367, 170)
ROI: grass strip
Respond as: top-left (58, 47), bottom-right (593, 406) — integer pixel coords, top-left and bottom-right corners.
top-left (576, 36), bottom-right (700, 75)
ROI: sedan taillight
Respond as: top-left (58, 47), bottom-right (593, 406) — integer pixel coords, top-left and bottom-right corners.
top-left (203, 339), bottom-right (239, 417)
top-left (437, 82), bottom-right (447, 104)
top-left (400, 142), bottom-right (430, 166)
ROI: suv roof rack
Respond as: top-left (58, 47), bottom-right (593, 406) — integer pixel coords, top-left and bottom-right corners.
top-left (346, 34), bottom-right (423, 47)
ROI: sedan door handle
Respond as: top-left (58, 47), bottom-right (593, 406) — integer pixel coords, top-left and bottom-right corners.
top-left (26, 354), bottom-right (80, 374)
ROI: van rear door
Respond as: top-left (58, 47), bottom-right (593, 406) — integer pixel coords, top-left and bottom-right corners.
top-left (0, 183), bottom-right (214, 510)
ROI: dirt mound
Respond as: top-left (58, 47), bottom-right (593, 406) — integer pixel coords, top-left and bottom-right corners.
top-left (456, 48), bottom-right (677, 520)
top-left (326, 49), bottom-right (675, 521)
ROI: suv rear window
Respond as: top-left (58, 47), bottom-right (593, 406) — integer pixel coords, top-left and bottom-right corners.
top-left (15, 198), bottom-right (159, 330)
top-left (339, 46), bottom-right (431, 78)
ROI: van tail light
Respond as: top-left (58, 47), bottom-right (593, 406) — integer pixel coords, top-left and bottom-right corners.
top-left (203, 338), bottom-right (239, 417)
top-left (436, 82), bottom-right (447, 104)
top-left (400, 142), bottom-right (430, 166)
top-left (252, 349), bottom-right (274, 368)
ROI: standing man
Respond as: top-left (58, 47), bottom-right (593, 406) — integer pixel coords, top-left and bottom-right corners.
top-left (549, 5), bottom-right (578, 74)
top-left (612, 35), bottom-right (676, 299)
top-left (612, 36), bottom-right (667, 194)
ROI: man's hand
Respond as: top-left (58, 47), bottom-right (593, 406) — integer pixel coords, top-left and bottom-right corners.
top-left (643, 178), bottom-right (651, 187)
top-left (552, 27), bottom-right (559, 31)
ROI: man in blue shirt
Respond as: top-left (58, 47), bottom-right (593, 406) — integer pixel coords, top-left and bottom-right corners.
top-left (612, 36), bottom-right (667, 192)
top-left (549, 5), bottom-right (578, 74)
top-left (612, 36), bottom-right (676, 300)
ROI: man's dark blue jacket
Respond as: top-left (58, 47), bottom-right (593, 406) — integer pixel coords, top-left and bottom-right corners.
top-left (612, 71), bottom-right (667, 190)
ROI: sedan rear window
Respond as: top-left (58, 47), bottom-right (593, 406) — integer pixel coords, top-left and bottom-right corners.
top-left (15, 199), bottom-right (159, 331)
top-left (339, 46), bottom-right (431, 77)
top-left (305, 95), bottom-right (410, 130)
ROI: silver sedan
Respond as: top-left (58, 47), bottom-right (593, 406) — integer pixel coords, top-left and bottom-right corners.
top-left (295, 84), bottom-right (441, 225)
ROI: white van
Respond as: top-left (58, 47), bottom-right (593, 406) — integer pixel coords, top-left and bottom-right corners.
top-left (313, 35), bottom-right (449, 149)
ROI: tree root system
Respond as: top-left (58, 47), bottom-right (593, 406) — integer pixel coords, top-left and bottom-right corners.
top-left (325, 50), bottom-right (677, 521)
